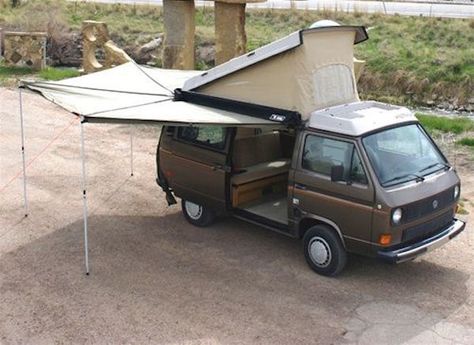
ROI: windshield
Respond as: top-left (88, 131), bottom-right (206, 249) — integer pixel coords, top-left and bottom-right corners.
top-left (362, 124), bottom-right (448, 187)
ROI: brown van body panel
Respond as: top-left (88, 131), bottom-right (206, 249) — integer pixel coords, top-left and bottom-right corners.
top-left (289, 129), bottom-right (375, 256)
top-left (159, 128), bottom-right (231, 212)
top-left (158, 123), bottom-right (462, 260)
top-left (370, 170), bottom-right (459, 254)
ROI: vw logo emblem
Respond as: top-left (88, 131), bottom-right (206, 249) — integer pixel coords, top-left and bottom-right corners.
top-left (432, 200), bottom-right (439, 209)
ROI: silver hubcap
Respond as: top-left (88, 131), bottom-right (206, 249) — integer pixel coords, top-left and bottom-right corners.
top-left (185, 201), bottom-right (203, 220)
top-left (309, 237), bottom-right (332, 267)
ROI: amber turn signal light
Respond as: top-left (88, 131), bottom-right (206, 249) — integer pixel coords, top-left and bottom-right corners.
top-left (379, 234), bottom-right (392, 246)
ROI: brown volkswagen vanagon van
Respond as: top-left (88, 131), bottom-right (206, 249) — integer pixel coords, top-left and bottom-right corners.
top-left (155, 23), bottom-right (465, 276)
top-left (157, 101), bottom-right (465, 276)
top-left (20, 21), bottom-right (466, 276)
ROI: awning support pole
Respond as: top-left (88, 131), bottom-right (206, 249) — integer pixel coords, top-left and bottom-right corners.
top-left (80, 117), bottom-right (90, 275)
top-left (130, 128), bottom-right (134, 177)
top-left (19, 88), bottom-right (29, 217)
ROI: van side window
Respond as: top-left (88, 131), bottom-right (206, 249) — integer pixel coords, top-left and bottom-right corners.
top-left (349, 147), bottom-right (368, 185)
top-left (177, 126), bottom-right (227, 150)
top-left (302, 135), bottom-right (367, 184)
top-left (165, 126), bottom-right (175, 135)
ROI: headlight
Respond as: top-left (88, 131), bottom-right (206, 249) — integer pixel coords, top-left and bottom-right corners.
top-left (454, 185), bottom-right (460, 199)
top-left (392, 208), bottom-right (403, 225)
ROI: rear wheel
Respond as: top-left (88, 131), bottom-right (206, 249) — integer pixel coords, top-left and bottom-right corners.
top-left (303, 225), bottom-right (347, 276)
top-left (181, 199), bottom-right (215, 227)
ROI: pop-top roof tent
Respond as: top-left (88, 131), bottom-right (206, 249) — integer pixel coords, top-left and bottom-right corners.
top-left (18, 24), bottom-right (369, 274)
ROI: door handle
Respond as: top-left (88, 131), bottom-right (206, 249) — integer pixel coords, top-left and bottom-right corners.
top-left (212, 164), bottom-right (231, 173)
top-left (295, 183), bottom-right (307, 190)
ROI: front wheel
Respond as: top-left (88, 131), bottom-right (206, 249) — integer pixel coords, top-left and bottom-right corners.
top-left (181, 199), bottom-right (216, 227)
top-left (303, 225), bottom-right (347, 276)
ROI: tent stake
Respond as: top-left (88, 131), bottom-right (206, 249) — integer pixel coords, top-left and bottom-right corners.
top-left (130, 128), bottom-right (134, 177)
top-left (80, 117), bottom-right (90, 275)
top-left (19, 88), bottom-right (29, 217)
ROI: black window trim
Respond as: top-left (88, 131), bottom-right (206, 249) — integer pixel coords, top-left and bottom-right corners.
top-left (175, 126), bottom-right (231, 153)
top-left (300, 132), bottom-right (369, 186)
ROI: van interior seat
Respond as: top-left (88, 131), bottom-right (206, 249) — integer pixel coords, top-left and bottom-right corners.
top-left (232, 159), bottom-right (290, 185)
top-left (232, 131), bottom-right (291, 185)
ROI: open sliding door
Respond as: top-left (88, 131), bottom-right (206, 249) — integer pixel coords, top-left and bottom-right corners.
top-left (159, 126), bottom-right (233, 213)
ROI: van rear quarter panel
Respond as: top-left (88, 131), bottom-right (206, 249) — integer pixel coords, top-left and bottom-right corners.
top-left (158, 131), bottom-right (228, 211)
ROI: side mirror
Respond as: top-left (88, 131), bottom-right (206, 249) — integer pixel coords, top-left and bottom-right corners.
top-left (331, 165), bottom-right (344, 182)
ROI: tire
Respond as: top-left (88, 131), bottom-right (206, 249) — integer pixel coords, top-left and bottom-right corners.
top-left (303, 225), bottom-right (347, 276)
top-left (181, 199), bottom-right (216, 227)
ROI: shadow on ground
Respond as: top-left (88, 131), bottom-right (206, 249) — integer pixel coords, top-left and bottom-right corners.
top-left (0, 213), bottom-right (469, 344)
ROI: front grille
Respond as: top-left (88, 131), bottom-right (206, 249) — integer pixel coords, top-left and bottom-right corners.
top-left (403, 187), bottom-right (455, 223)
top-left (402, 210), bottom-right (454, 243)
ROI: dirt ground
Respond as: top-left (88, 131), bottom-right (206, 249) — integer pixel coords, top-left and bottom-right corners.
top-left (0, 88), bottom-right (473, 345)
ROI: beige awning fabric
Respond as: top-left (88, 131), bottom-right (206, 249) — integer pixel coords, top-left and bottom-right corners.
top-left (22, 62), bottom-right (277, 126)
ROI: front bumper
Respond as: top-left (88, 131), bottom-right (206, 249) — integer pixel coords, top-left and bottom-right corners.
top-left (378, 219), bottom-right (466, 263)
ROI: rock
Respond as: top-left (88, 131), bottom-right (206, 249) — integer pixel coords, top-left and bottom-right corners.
top-left (146, 60), bottom-right (158, 66)
top-left (48, 32), bottom-right (82, 66)
top-left (197, 44), bottom-right (215, 64)
top-left (104, 40), bottom-right (132, 67)
top-left (82, 21), bottom-right (110, 73)
top-left (468, 98), bottom-right (474, 105)
top-left (133, 36), bottom-right (163, 64)
top-left (437, 102), bottom-right (449, 109)
top-left (82, 20), bottom-right (132, 73)
top-left (140, 36), bottom-right (163, 54)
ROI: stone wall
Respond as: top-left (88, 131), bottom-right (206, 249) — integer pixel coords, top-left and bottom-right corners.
top-left (3, 31), bottom-right (47, 70)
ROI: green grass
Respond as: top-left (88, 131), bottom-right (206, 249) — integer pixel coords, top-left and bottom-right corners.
top-left (0, 63), bottom-right (33, 78)
top-left (456, 137), bottom-right (474, 148)
top-left (38, 67), bottom-right (80, 81)
top-left (0, 61), bottom-right (79, 85)
top-left (416, 114), bottom-right (474, 134)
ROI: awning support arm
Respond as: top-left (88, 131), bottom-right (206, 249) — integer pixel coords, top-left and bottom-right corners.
top-left (80, 117), bottom-right (90, 275)
top-left (130, 128), bottom-right (134, 177)
top-left (174, 89), bottom-right (301, 126)
top-left (19, 88), bottom-right (29, 217)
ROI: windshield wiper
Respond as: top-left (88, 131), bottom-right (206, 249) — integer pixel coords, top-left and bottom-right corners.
top-left (382, 173), bottom-right (425, 187)
top-left (419, 162), bottom-right (450, 174)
